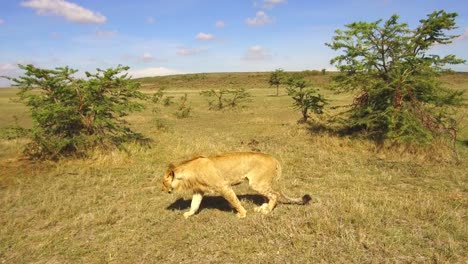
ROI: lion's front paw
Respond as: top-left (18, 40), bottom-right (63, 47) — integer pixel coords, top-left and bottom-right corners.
top-left (183, 212), bottom-right (194, 219)
top-left (236, 210), bottom-right (247, 218)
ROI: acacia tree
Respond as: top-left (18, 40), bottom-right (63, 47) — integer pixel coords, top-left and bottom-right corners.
top-left (200, 88), bottom-right (251, 110)
top-left (326, 10), bottom-right (465, 143)
top-left (286, 77), bottom-right (327, 123)
top-left (7, 64), bottom-right (147, 159)
top-left (269, 68), bottom-right (285, 96)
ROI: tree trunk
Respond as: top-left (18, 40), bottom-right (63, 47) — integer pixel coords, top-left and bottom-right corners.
top-left (300, 108), bottom-right (308, 123)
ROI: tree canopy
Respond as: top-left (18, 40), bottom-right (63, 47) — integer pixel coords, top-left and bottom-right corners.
top-left (326, 10), bottom-right (465, 143)
top-left (8, 64), bottom-right (147, 159)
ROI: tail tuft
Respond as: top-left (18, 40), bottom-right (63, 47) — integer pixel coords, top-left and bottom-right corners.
top-left (302, 194), bottom-right (312, 204)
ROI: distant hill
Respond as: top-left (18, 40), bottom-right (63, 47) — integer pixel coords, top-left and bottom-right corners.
top-left (134, 71), bottom-right (468, 92)
top-left (135, 71), bottom-right (335, 91)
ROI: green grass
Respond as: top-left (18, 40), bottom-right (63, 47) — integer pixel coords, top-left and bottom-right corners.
top-left (0, 72), bottom-right (467, 263)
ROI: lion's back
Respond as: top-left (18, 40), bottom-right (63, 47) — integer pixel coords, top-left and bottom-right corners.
top-left (171, 152), bottom-right (280, 193)
top-left (209, 152), bottom-right (280, 183)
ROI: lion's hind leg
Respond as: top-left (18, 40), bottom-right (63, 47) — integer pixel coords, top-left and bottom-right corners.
top-left (253, 195), bottom-right (269, 213)
top-left (259, 191), bottom-right (279, 214)
top-left (254, 203), bottom-right (268, 213)
top-left (250, 184), bottom-right (279, 214)
top-left (218, 185), bottom-right (247, 218)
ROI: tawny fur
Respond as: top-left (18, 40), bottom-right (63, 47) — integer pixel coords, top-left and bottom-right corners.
top-left (162, 152), bottom-right (311, 218)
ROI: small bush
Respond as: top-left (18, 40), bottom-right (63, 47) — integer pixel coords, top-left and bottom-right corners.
top-left (163, 96), bottom-right (174, 106)
top-left (7, 64), bottom-right (147, 159)
top-left (286, 77), bottom-right (327, 123)
top-left (174, 93), bottom-right (192, 118)
top-left (153, 118), bottom-right (170, 131)
top-left (200, 88), bottom-right (251, 110)
top-left (151, 88), bottom-right (174, 113)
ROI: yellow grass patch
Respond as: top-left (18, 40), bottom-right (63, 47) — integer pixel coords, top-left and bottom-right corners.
top-left (0, 72), bottom-right (467, 263)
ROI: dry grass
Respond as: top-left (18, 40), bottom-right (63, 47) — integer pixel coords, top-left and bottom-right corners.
top-left (0, 72), bottom-right (467, 263)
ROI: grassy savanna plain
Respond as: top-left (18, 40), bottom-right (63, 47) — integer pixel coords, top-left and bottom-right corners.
top-left (0, 72), bottom-right (467, 263)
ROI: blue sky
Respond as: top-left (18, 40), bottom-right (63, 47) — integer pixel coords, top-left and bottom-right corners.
top-left (0, 0), bottom-right (467, 86)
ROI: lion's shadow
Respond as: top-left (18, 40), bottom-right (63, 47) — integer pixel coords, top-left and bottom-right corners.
top-left (166, 194), bottom-right (265, 213)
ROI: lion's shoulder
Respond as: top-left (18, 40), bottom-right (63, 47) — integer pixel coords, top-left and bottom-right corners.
top-left (172, 152), bottom-right (277, 170)
top-left (209, 152), bottom-right (272, 159)
top-left (208, 152), bottom-right (277, 164)
top-left (172, 155), bottom-right (207, 168)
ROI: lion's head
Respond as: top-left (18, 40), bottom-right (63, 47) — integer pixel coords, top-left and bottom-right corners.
top-left (162, 165), bottom-right (175, 193)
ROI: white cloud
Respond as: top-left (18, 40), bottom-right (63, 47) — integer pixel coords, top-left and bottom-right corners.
top-left (142, 53), bottom-right (154, 63)
top-left (215, 20), bottom-right (225, 28)
top-left (0, 19), bottom-right (4, 25)
top-left (0, 63), bottom-right (18, 73)
top-left (246, 11), bottom-right (273, 26)
top-left (457, 28), bottom-right (468, 41)
top-left (95, 30), bottom-right (117, 37)
top-left (127, 67), bottom-right (183, 78)
top-left (147, 16), bottom-right (155, 24)
top-left (121, 53), bottom-right (166, 64)
top-left (264, 0), bottom-right (287, 4)
top-left (243, 45), bottom-right (271, 61)
top-left (263, 0), bottom-right (287, 9)
top-left (0, 64), bottom-right (21, 87)
top-left (21, 0), bottom-right (106, 24)
top-left (195, 32), bottom-right (215, 40)
top-left (177, 47), bottom-right (205, 56)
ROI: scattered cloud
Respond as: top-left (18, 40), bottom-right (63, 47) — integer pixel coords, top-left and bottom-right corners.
top-left (147, 16), bottom-right (155, 24)
top-left (0, 63), bottom-right (21, 86)
top-left (0, 19), bottom-right (4, 25)
top-left (95, 30), bottom-right (117, 37)
top-left (246, 11), bottom-right (273, 26)
top-left (195, 32), bottom-right (215, 40)
top-left (177, 47), bottom-right (206, 56)
top-left (141, 53), bottom-right (154, 63)
top-left (456, 27), bottom-right (468, 41)
top-left (264, 0), bottom-right (287, 4)
top-left (215, 20), bottom-right (225, 28)
top-left (0, 63), bottom-right (18, 74)
top-left (243, 45), bottom-right (271, 61)
top-left (21, 0), bottom-right (106, 24)
top-left (432, 27), bottom-right (468, 46)
top-left (121, 53), bottom-right (166, 64)
top-left (127, 67), bottom-right (183, 78)
top-left (263, 0), bottom-right (287, 9)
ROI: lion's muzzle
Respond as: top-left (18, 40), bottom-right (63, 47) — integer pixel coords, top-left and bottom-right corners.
top-left (162, 185), bottom-right (173, 193)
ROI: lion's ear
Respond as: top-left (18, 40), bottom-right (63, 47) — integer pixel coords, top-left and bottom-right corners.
top-left (191, 154), bottom-right (206, 160)
top-left (168, 163), bottom-right (175, 170)
top-left (165, 164), bottom-right (176, 179)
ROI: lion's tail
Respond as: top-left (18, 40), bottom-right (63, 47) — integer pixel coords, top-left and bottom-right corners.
top-left (279, 192), bottom-right (312, 205)
top-left (274, 159), bottom-right (312, 205)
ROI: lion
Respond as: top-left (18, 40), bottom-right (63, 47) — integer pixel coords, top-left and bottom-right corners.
top-left (162, 152), bottom-right (311, 218)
